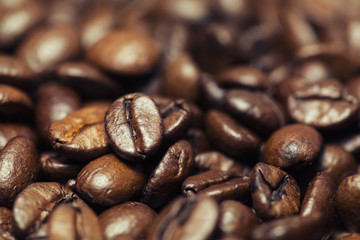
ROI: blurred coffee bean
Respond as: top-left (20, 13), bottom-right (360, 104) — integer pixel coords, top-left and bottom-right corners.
top-left (56, 61), bottom-right (122, 99)
top-left (47, 201), bottom-right (103, 240)
top-left (287, 80), bottom-right (359, 131)
top-left (0, 55), bottom-right (37, 89)
top-left (0, 123), bottom-right (36, 150)
top-left (75, 154), bottom-right (146, 206)
top-left (200, 73), bottom-right (226, 109)
top-left (263, 124), bottom-right (322, 169)
top-left (338, 234), bottom-right (360, 240)
top-left (17, 24), bottom-right (81, 75)
top-left (195, 151), bottom-right (251, 176)
top-left (162, 53), bottom-right (200, 102)
top-left (12, 182), bottom-right (75, 237)
top-left (219, 200), bottom-right (259, 239)
top-left (184, 128), bottom-right (210, 155)
top-left (141, 140), bottom-right (194, 209)
top-left (105, 93), bottom-right (163, 162)
top-left (205, 110), bottom-right (261, 159)
top-left (346, 76), bottom-right (360, 100)
top-left (36, 82), bottom-right (81, 144)
top-left (40, 152), bottom-right (85, 183)
top-left (0, 207), bottom-right (14, 239)
top-left (336, 174), bottom-right (360, 232)
top-left (224, 89), bottom-right (285, 135)
top-left (88, 31), bottom-right (161, 76)
top-left (0, 84), bottom-right (33, 120)
top-left (250, 162), bottom-right (301, 220)
top-left (316, 144), bottom-right (356, 185)
top-left (49, 102), bottom-right (110, 161)
top-left (0, 2), bottom-right (46, 48)
top-left (0, 137), bottom-right (38, 207)
top-left (148, 196), bottom-right (219, 240)
top-left (339, 132), bottom-right (360, 157)
top-left (99, 202), bottom-right (156, 240)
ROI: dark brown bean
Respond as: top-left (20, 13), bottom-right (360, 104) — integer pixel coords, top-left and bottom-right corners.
top-left (184, 128), bottom-right (210, 155)
top-left (75, 154), bottom-right (146, 206)
top-left (0, 123), bottom-right (36, 150)
top-left (205, 110), bottom-right (261, 159)
top-left (141, 140), bottom-right (194, 209)
top-left (99, 202), bottom-right (156, 240)
top-left (0, 207), bottom-right (13, 238)
top-left (105, 93), bottom-right (163, 162)
top-left (200, 74), bottom-right (226, 109)
top-left (0, 137), bottom-right (39, 207)
top-left (87, 31), bottom-right (161, 76)
top-left (49, 102), bottom-right (110, 161)
top-left (263, 124), bottom-right (323, 169)
top-left (250, 162), bottom-right (301, 220)
top-left (0, 84), bottom-right (33, 120)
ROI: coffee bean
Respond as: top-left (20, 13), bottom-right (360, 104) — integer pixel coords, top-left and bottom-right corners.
top-left (0, 123), bottom-right (37, 150)
top-left (13, 182), bottom-right (75, 237)
top-left (250, 162), bottom-right (301, 220)
top-left (316, 144), bottom-right (357, 185)
top-left (224, 89), bottom-right (285, 135)
top-left (75, 154), bottom-right (146, 206)
top-left (184, 128), bottom-right (210, 155)
top-left (87, 31), bottom-right (161, 76)
top-left (0, 137), bottom-right (39, 207)
top-left (337, 234), bottom-right (360, 240)
top-left (17, 24), bottom-right (80, 74)
top-left (200, 74), bottom-right (226, 109)
top-left (105, 93), bottom-right (163, 161)
top-left (0, 2), bottom-right (46, 48)
top-left (339, 132), bottom-right (360, 157)
top-left (56, 61), bottom-right (122, 99)
top-left (287, 80), bottom-right (359, 131)
top-left (162, 53), bottom-right (200, 102)
top-left (47, 201), bottom-right (103, 240)
top-left (36, 82), bottom-right (81, 144)
top-left (0, 55), bottom-right (37, 89)
top-left (99, 202), bottom-right (156, 240)
top-left (205, 110), bottom-right (261, 159)
top-left (148, 196), bottom-right (219, 240)
top-left (141, 140), bottom-right (194, 209)
top-left (0, 207), bottom-right (14, 239)
top-left (219, 200), bottom-right (259, 239)
top-left (195, 151), bottom-right (251, 176)
top-left (0, 84), bottom-right (33, 120)
top-left (49, 102), bottom-right (110, 161)
top-left (336, 174), bottom-right (360, 232)
top-left (263, 124), bottom-right (323, 169)
top-left (40, 152), bottom-right (85, 183)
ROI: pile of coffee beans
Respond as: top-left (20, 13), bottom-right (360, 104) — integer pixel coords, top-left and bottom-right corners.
top-left (1, 0), bottom-right (360, 239)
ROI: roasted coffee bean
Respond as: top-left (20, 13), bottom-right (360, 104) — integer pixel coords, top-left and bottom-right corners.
top-left (47, 201), bottom-right (103, 240)
top-left (293, 60), bottom-right (331, 83)
top-left (250, 162), bottom-right (301, 220)
top-left (346, 76), bottom-right (360, 101)
top-left (158, 99), bottom-right (192, 142)
top-left (12, 182), bottom-right (75, 237)
top-left (195, 151), bottom-right (251, 176)
top-left (338, 234), bottom-right (360, 240)
top-left (56, 61), bottom-right (122, 99)
top-left (141, 140), bottom-right (194, 209)
top-left (336, 174), bottom-right (360, 232)
top-left (105, 93), bottom-right (163, 162)
top-left (0, 207), bottom-right (13, 239)
top-left (184, 128), bottom-right (210, 155)
top-left (0, 55), bottom-right (37, 89)
top-left (300, 173), bottom-right (336, 239)
top-left (0, 2), bottom-right (46, 48)
top-left (0, 123), bottom-right (36, 150)
top-left (287, 80), bottom-right (359, 131)
top-left (87, 31), bottom-right (161, 76)
top-left (17, 24), bottom-right (80, 74)
top-left (36, 82), bottom-right (81, 144)
top-left (250, 212), bottom-right (324, 240)
top-left (0, 137), bottom-right (38, 207)
top-left (75, 154), bottom-right (146, 206)
top-left (200, 74), bottom-right (226, 109)
top-left (40, 152), bottom-right (85, 182)
top-left (49, 102), bottom-right (110, 161)
top-left (0, 84), bottom-right (33, 120)
top-left (316, 144), bottom-right (356, 185)
top-left (162, 53), bottom-right (200, 102)
top-left (216, 66), bottom-right (270, 91)
top-left (148, 196), bottom-right (219, 240)
top-left (263, 124), bottom-right (323, 169)
top-left (219, 200), bottom-right (259, 239)
top-left (224, 89), bottom-right (285, 135)
top-left (99, 202), bottom-right (156, 240)
top-left (205, 110), bottom-right (261, 159)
